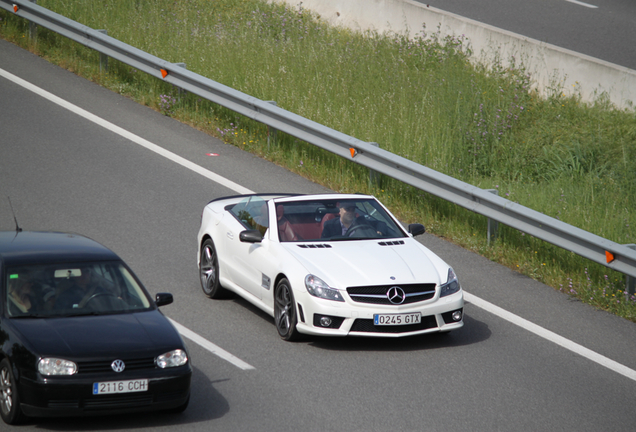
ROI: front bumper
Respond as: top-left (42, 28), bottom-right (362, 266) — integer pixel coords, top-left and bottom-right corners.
top-left (295, 290), bottom-right (464, 337)
top-left (18, 364), bottom-right (192, 418)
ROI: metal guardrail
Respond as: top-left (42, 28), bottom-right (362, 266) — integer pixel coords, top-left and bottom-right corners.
top-left (3, 0), bottom-right (636, 285)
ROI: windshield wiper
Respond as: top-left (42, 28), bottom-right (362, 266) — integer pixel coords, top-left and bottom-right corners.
top-left (10, 313), bottom-right (48, 319)
top-left (46, 310), bottom-right (106, 318)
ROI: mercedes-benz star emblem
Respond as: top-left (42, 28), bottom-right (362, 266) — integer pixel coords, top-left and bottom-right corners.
top-left (111, 359), bottom-right (126, 373)
top-left (387, 286), bottom-right (406, 304)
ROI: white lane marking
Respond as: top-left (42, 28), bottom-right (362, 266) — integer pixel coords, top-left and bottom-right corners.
top-left (565, 0), bottom-right (598, 8)
top-left (4, 66), bottom-right (634, 381)
top-left (169, 318), bottom-right (255, 370)
top-left (464, 292), bottom-right (636, 382)
top-left (0, 67), bottom-right (254, 195)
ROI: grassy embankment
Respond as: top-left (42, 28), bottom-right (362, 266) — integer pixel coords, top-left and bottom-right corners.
top-left (1, 0), bottom-right (634, 321)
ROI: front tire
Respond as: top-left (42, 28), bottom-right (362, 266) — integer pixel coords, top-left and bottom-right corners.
top-left (274, 278), bottom-right (301, 341)
top-left (0, 359), bottom-right (24, 425)
top-left (199, 239), bottom-right (230, 299)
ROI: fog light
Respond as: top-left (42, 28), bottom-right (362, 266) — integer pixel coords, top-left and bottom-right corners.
top-left (320, 316), bottom-right (333, 327)
top-left (451, 310), bottom-right (463, 321)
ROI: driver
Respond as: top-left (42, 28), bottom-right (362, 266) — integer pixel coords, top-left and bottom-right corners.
top-left (54, 267), bottom-right (106, 309)
top-left (321, 203), bottom-right (384, 238)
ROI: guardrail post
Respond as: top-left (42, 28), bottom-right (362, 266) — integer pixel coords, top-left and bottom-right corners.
top-left (29, 0), bottom-right (37, 40)
top-left (265, 101), bottom-right (278, 150)
top-left (96, 30), bottom-right (108, 73)
top-left (368, 142), bottom-right (381, 188)
top-left (486, 189), bottom-right (499, 245)
top-left (626, 244), bottom-right (636, 299)
top-left (175, 63), bottom-right (187, 100)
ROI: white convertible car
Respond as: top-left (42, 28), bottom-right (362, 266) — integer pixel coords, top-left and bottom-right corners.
top-left (197, 193), bottom-right (464, 341)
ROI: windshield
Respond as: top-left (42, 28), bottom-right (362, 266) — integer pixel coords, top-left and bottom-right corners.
top-left (274, 198), bottom-right (406, 242)
top-left (5, 261), bottom-right (153, 318)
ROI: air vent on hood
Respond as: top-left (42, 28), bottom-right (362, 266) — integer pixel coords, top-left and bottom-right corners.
top-left (378, 240), bottom-right (405, 246)
top-left (297, 244), bottom-right (332, 249)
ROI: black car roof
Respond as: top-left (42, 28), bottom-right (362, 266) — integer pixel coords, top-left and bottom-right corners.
top-left (0, 231), bottom-right (120, 267)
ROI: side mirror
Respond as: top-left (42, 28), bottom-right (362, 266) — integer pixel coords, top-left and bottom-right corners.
top-left (240, 229), bottom-right (263, 243)
top-left (408, 223), bottom-right (426, 236)
top-left (155, 292), bottom-right (173, 307)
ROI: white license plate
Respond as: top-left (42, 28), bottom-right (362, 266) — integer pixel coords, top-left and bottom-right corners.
top-left (93, 379), bottom-right (148, 395)
top-left (374, 312), bottom-right (421, 326)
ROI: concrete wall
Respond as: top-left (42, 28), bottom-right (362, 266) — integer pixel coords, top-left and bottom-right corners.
top-left (272, 0), bottom-right (636, 110)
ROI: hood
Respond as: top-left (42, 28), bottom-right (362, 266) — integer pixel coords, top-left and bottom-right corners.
top-left (285, 239), bottom-right (448, 288)
top-left (10, 310), bottom-right (183, 360)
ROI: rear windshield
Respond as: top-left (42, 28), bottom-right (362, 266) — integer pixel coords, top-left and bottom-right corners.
top-left (5, 261), bottom-right (153, 318)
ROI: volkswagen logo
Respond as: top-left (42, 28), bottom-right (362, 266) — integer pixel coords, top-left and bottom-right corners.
top-left (111, 359), bottom-right (125, 373)
top-left (387, 286), bottom-right (406, 305)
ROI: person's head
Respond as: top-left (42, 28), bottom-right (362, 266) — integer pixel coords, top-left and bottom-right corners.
top-left (339, 204), bottom-right (357, 225)
top-left (9, 276), bottom-right (33, 297)
top-left (76, 267), bottom-right (93, 288)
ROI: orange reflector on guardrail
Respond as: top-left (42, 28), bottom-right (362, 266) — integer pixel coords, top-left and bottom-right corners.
top-left (160, 69), bottom-right (168, 79)
top-left (349, 148), bottom-right (357, 158)
top-left (606, 251), bottom-right (615, 263)
top-left (13, 4), bottom-right (18, 12)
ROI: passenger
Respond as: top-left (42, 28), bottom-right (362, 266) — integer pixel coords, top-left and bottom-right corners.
top-left (7, 276), bottom-right (35, 315)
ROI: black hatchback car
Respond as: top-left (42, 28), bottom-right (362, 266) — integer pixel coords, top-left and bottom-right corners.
top-left (0, 231), bottom-right (191, 424)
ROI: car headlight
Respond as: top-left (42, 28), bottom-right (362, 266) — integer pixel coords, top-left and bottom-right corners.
top-left (440, 268), bottom-right (461, 298)
top-left (38, 358), bottom-right (77, 375)
top-left (156, 349), bottom-right (188, 368)
top-left (305, 275), bottom-right (344, 302)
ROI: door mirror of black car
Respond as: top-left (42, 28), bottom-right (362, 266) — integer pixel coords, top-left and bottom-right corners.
top-left (408, 223), bottom-right (426, 236)
top-left (155, 292), bottom-right (174, 307)
top-left (240, 229), bottom-right (263, 243)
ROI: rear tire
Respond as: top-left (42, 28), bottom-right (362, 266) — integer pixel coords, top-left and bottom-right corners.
top-left (274, 278), bottom-right (301, 341)
top-left (199, 239), bottom-right (230, 299)
top-left (0, 359), bottom-right (24, 425)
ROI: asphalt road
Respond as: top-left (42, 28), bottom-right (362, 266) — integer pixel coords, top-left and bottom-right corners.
top-left (420, 0), bottom-right (636, 70)
top-left (1, 39), bottom-right (636, 431)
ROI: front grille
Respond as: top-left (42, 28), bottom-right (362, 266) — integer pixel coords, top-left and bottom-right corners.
top-left (77, 357), bottom-right (156, 374)
top-left (347, 284), bottom-right (436, 305)
top-left (350, 315), bottom-right (438, 333)
top-left (47, 391), bottom-right (188, 411)
top-left (48, 400), bottom-right (80, 409)
top-left (84, 394), bottom-right (153, 410)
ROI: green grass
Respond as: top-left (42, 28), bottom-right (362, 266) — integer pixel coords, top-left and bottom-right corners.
top-left (2, 0), bottom-right (635, 321)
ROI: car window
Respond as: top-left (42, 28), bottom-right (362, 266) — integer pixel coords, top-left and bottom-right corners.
top-left (274, 198), bottom-right (406, 242)
top-left (4, 261), bottom-right (152, 318)
top-left (228, 196), bottom-right (269, 235)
